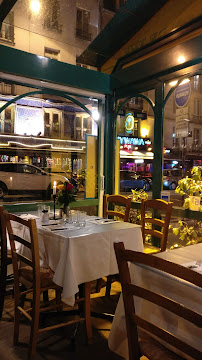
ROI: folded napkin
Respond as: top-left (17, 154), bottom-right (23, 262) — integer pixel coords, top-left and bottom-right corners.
top-left (88, 219), bottom-right (120, 225)
top-left (183, 261), bottom-right (202, 274)
top-left (20, 214), bottom-right (39, 220)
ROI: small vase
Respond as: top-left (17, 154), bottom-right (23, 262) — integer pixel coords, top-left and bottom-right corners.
top-left (63, 204), bottom-right (70, 220)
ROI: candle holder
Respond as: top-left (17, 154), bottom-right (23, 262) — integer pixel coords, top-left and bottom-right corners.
top-left (53, 194), bottom-right (56, 220)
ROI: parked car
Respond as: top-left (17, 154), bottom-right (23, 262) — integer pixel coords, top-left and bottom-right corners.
top-left (120, 170), bottom-right (152, 192)
top-left (0, 162), bottom-right (68, 198)
top-left (42, 168), bottom-right (78, 193)
top-left (163, 168), bottom-right (183, 190)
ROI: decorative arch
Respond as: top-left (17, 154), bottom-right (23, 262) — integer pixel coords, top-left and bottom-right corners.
top-left (0, 89), bottom-right (94, 118)
top-left (115, 93), bottom-right (155, 118)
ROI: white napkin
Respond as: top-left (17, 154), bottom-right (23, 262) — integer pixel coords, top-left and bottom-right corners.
top-left (183, 261), bottom-right (202, 274)
top-left (20, 214), bottom-right (39, 220)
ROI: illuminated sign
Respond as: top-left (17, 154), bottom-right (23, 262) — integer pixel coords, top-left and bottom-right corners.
top-left (117, 136), bottom-right (151, 146)
top-left (175, 82), bottom-right (191, 107)
top-left (125, 112), bottom-right (134, 134)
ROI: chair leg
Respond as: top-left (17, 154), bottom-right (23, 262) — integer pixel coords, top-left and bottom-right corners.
top-left (13, 306), bottom-right (21, 346)
top-left (28, 304), bottom-right (40, 360)
top-left (105, 275), bottom-right (112, 297)
top-left (0, 258), bottom-right (7, 320)
top-left (84, 282), bottom-right (92, 344)
top-left (95, 278), bottom-right (102, 293)
top-left (56, 288), bottom-right (63, 311)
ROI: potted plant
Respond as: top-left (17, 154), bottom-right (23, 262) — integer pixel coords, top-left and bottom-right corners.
top-left (175, 167), bottom-right (202, 210)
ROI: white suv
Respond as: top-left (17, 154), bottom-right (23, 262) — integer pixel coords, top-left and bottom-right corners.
top-left (0, 162), bottom-right (68, 198)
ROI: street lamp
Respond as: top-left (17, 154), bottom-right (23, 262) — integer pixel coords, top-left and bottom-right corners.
top-left (30, 0), bottom-right (41, 14)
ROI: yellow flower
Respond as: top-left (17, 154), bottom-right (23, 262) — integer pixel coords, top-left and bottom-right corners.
top-left (57, 184), bottom-right (65, 190)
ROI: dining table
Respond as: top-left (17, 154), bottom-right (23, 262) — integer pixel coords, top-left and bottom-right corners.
top-left (108, 243), bottom-right (202, 360)
top-left (12, 213), bottom-right (143, 306)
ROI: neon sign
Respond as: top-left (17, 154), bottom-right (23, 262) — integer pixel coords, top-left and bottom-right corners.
top-left (117, 136), bottom-right (151, 146)
top-left (125, 112), bottom-right (134, 134)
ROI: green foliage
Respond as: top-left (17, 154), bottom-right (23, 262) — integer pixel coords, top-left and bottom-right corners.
top-left (130, 189), bottom-right (148, 202)
top-left (175, 166), bottom-right (202, 208)
top-left (170, 220), bottom-right (202, 248)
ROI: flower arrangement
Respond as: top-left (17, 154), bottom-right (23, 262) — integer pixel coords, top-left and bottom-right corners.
top-left (56, 181), bottom-right (76, 208)
top-left (175, 167), bottom-right (202, 209)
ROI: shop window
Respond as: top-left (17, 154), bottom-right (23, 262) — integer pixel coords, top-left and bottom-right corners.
top-left (0, 12), bottom-right (14, 43)
top-left (43, 0), bottom-right (62, 32)
top-left (0, 106), bottom-right (14, 134)
top-left (44, 47), bottom-right (60, 60)
top-left (76, 8), bottom-right (91, 41)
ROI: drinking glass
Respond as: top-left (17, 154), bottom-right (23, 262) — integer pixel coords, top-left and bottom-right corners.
top-left (69, 210), bottom-right (79, 225)
top-left (78, 211), bottom-right (87, 227)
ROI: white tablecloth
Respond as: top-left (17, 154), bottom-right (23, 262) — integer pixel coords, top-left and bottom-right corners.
top-left (108, 243), bottom-right (202, 360)
top-left (16, 215), bottom-right (143, 306)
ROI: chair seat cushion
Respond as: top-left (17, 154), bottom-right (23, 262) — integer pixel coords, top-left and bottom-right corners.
top-left (19, 266), bottom-right (59, 289)
top-left (139, 331), bottom-right (186, 360)
top-left (143, 244), bottom-right (161, 254)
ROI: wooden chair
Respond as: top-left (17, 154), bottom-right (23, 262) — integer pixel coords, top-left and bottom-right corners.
top-left (4, 210), bottom-right (92, 360)
top-left (141, 199), bottom-right (173, 253)
top-left (103, 194), bottom-right (132, 296)
top-left (0, 205), bottom-right (13, 320)
top-left (114, 241), bottom-right (202, 360)
top-left (104, 194), bottom-right (132, 222)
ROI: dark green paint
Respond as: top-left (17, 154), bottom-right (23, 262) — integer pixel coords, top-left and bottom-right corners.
top-left (0, 45), bottom-right (111, 95)
top-left (152, 83), bottom-right (164, 200)
top-left (104, 94), bottom-right (116, 195)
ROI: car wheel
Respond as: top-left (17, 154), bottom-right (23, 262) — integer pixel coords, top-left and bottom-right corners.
top-left (143, 182), bottom-right (151, 191)
top-left (0, 182), bottom-right (8, 198)
top-left (169, 182), bottom-right (177, 190)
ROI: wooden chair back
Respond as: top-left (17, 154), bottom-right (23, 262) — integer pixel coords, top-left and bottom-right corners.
top-left (0, 205), bottom-right (11, 318)
top-left (104, 194), bottom-right (131, 222)
top-left (3, 211), bottom-right (41, 309)
top-left (141, 199), bottom-right (173, 252)
top-left (114, 241), bottom-right (202, 360)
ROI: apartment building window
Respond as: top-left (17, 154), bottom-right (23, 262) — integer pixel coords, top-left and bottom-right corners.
top-left (44, 110), bottom-right (61, 138)
top-left (0, 12), bottom-right (14, 42)
top-left (0, 106), bottom-right (14, 134)
top-left (75, 115), bottom-right (91, 140)
top-left (44, 0), bottom-right (62, 32)
top-left (0, 82), bottom-right (14, 95)
top-left (172, 127), bottom-right (179, 147)
top-left (76, 8), bottom-right (91, 41)
top-left (193, 75), bottom-right (200, 90)
top-left (194, 128), bottom-right (200, 146)
top-left (44, 47), bottom-right (60, 60)
top-left (194, 98), bottom-right (200, 116)
top-left (103, 0), bottom-right (126, 11)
